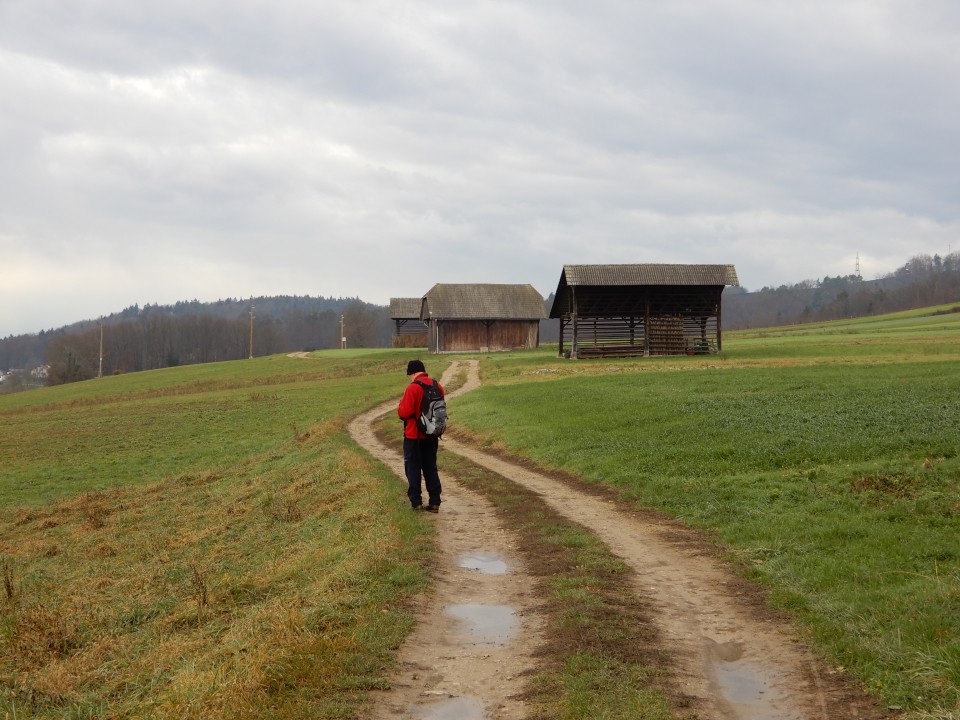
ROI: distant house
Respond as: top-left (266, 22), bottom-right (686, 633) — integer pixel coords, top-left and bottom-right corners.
top-left (549, 263), bottom-right (740, 358)
top-left (31, 365), bottom-right (50, 379)
top-left (390, 297), bottom-right (429, 348)
top-left (421, 283), bottom-right (546, 353)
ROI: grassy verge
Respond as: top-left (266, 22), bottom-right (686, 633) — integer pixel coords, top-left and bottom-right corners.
top-left (451, 310), bottom-right (960, 717)
top-left (0, 350), bottom-right (443, 719)
top-left (374, 417), bottom-right (688, 720)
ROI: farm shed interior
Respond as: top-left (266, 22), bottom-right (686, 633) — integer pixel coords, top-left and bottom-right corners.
top-left (550, 264), bottom-right (740, 358)
top-left (421, 283), bottom-right (546, 353)
top-left (390, 297), bottom-right (428, 348)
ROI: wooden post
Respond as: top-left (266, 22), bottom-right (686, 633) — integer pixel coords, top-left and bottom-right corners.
top-left (571, 287), bottom-right (579, 359)
top-left (249, 304), bottom-right (255, 359)
top-left (716, 289), bottom-right (724, 352)
top-left (644, 298), bottom-right (650, 356)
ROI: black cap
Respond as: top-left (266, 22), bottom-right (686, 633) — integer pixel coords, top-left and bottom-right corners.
top-left (406, 359), bottom-right (426, 375)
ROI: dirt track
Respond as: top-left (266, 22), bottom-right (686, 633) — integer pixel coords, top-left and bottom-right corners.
top-left (348, 359), bottom-right (889, 720)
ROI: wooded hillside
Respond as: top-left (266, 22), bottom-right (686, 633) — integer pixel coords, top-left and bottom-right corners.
top-left (1, 296), bottom-right (392, 387)
top-left (724, 252), bottom-right (960, 329)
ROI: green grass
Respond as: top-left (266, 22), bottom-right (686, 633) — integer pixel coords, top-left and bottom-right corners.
top-left (455, 306), bottom-right (960, 716)
top-left (0, 353), bottom-right (438, 508)
top-left (4, 305), bottom-right (960, 718)
top-left (727, 302), bottom-right (960, 364)
top-left (0, 349), bottom-right (447, 719)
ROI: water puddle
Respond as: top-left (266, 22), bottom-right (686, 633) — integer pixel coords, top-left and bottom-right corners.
top-left (458, 551), bottom-right (508, 575)
top-left (412, 696), bottom-right (485, 719)
top-left (706, 639), bottom-right (802, 720)
top-left (446, 604), bottom-right (518, 644)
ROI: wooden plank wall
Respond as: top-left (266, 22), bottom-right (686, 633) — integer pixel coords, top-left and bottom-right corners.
top-left (434, 320), bottom-right (539, 352)
top-left (560, 315), bottom-right (721, 357)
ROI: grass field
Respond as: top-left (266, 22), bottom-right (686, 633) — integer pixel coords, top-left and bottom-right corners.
top-left (0, 351), bottom-right (448, 719)
top-left (453, 303), bottom-right (960, 717)
top-left (2, 305), bottom-right (959, 718)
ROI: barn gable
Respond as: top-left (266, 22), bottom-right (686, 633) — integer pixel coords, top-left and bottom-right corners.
top-left (550, 264), bottom-right (739, 358)
top-left (421, 284), bottom-right (546, 353)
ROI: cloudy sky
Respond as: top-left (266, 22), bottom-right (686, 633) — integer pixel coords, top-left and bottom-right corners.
top-left (2, 1), bottom-right (959, 336)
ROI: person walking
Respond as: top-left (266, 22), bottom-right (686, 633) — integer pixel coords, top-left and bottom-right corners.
top-left (398, 359), bottom-right (444, 512)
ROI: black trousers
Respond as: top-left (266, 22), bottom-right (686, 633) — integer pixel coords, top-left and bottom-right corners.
top-left (403, 437), bottom-right (442, 508)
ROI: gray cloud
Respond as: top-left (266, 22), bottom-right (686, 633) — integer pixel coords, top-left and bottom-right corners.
top-left (2, 0), bottom-right (959, 335)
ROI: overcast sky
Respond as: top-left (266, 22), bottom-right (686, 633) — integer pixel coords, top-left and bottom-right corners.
top-left (2, 1), bottom-right (959, 336)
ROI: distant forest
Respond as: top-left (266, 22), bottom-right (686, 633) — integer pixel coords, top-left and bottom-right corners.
top-left (722, 252), bottom-right (960, 329)
top-left (1, 252), bottom-right (958, 390)
top-left (1, 296), bottom-right (392, 388)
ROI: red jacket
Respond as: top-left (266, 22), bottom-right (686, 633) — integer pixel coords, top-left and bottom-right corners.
top-left (398, 372), bottom-right (445, 439)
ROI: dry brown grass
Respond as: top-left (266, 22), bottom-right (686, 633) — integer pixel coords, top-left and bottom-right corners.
top-left (0, 427), bottom-right (429, 718)
top-left (2, 559), bottom-right (13, 602)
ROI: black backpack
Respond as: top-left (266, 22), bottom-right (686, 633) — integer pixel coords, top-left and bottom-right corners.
top-left (414, 379), bottom-right (447, 437)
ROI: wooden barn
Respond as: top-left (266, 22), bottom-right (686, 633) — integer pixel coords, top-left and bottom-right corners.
top-left (550, 264), bottom-right (740, 358)
top-left (390, 297), bottom-right (429, 348)
top-left (421, 284), bottom-right (546, 353)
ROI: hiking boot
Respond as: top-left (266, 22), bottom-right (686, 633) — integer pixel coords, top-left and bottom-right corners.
top-left (425, 505), bottom-right (439, 513)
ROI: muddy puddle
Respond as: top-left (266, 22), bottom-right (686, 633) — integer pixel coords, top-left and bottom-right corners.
top-left (457, 551), bottom-right (508, 575)
top-left (411, 696), bottom-right (486, 719)
top-left (410, 556), bottom-right (517, 717)
top-left (707, 639), bottom-right (802, 719)
top-left (446, 603), bottom-right (518, 644)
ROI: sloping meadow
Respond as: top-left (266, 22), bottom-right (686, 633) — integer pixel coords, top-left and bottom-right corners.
top-left (454, 307), bottom-right (960, 717)
top-left (0, 351), bottom-right (440, 719)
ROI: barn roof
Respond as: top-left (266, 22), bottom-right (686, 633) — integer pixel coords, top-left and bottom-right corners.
top-left (560, 263), bottom-right (740, 287)
top-left (389, 297), bottom-right (423, 319)
top-left (421, 284), bottom-right (546, 321)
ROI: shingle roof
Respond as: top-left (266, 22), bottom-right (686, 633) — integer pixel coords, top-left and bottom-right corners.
top-left (561, 264), bottom-right (739, 286)
top-left (389, 297), bottom-right (423, 319)
top-left (421, 284), bottom-right (546, 320)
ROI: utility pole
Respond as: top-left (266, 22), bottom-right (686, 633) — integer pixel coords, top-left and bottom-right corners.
top-left (249, 302), bottom-right (255, 359)
top-left (98, 317), bottom-right (104, 378)
top-left (855, 252), bottom-right (861, 280)
top-left (340, 315), bottom-right (346, 349)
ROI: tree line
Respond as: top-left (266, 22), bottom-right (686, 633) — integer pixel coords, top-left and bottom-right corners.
top-left (723, 252), bottom-right (960, 329)
top-left (2, 252), bottom-right (958, 389)
top-left (1, 296), bottom-right (393, 387)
